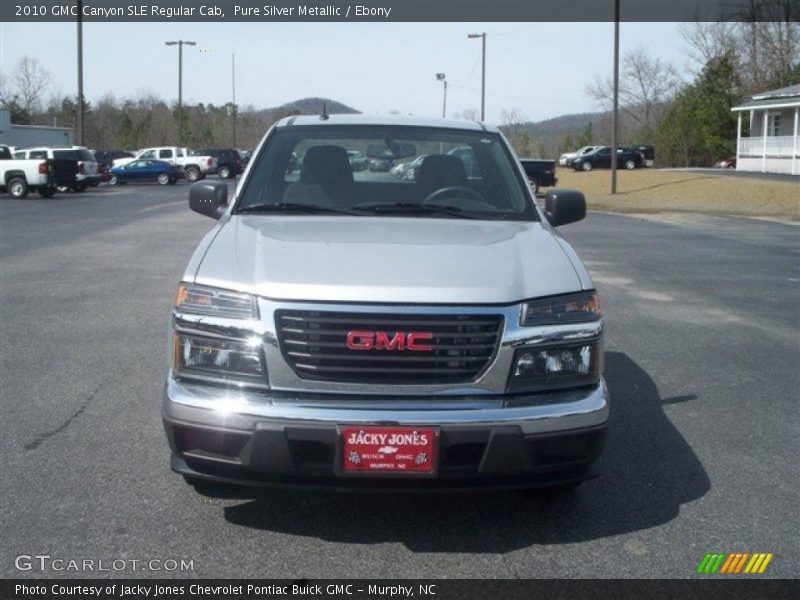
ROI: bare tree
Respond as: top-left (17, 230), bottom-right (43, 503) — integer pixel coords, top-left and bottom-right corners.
top-left (587, 48), bottom-right (682, 138)
top-left (459, 108), bottom-right (479, 121)
top-left (681, 7), bottom-right (800, 94)
top-left (12, 56), bottom-right (51, 116)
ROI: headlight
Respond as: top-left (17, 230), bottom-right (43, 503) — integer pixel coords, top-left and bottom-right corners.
top-left (520, 292), bottom-right (599, 327)
top-left (175, 283), bottom-right (257, 319)
top-left (507, 342), bottom-right (599, 392)
top-left (173, 334), bottom-right (264, 383)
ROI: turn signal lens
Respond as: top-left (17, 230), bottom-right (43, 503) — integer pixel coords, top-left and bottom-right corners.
top-left (520, 292), bottom-right (599, 327)
top-left (174, 283), bottom-right (257, 319)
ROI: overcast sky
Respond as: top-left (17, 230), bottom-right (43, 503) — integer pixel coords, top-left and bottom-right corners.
top-left (1, 21), bottom-right (690, 124)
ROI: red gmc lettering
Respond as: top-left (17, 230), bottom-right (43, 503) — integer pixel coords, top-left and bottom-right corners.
top-left (407, 332), bottom-right (433, 351)
top-left (346, 331), bottom-right (374, 350)
top-left (375, 332), bottom-right (405, 350)
top-left (346, 331), bottom-right (434, 352)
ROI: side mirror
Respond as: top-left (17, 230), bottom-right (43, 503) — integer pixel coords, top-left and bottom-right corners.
top-left (189, 180), bottom-right (228, 219)
top-left (543, 189), bottom-right (586, 227)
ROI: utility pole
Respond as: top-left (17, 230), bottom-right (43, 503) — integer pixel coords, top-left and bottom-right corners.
top-left (165, 40), bottom-right (196, 146)
top-left (436, 73), bottom-right (447, 118)
top-left (610, 0), bottom-right (620, 194)
top-left (468, 33), bottom-right (487, 121)
top-left (76, 0), bottom-right (84, 145)
top-left (232, 53), bottom-right (237, 148)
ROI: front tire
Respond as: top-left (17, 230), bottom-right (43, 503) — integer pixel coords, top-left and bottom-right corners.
top-left (218, 165), bottom-right (231, 179)
top-left (581, 161), bottom-right (592, 172)
top-left (8, 177), bottom-right (29, 199)
top-left (157, 173), bottom-right (170, 185)
top-left (185, 166), bottom-right (201, 182)
top-left (109, 175), bottom-right (119, 186)
top-left (624, 159), bottom-right (636, 170)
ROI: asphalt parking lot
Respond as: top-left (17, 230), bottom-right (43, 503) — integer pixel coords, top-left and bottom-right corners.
top-left (1, 182), bottom-right (798, 578)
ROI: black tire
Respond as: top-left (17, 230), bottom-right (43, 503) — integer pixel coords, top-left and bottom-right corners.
top-left (57, 185), bottom-right (71, 193)
top-left (8, 177), bottom-right (29, 199)
top-left (168, 177), bottom-right (177, 185)
top-left (185, 166), bottom-right (201, 182)
top-left (218, 165), bottom-right (231, 179)
top-left (108, 175), bottom-right (119, 186)
top-left (73, 182), bottom-right (87, 192)
top-left (581, 161), bottom-right (592, 172)
top-left (38, 187), bottom-right (56, 198)
top-left (624, 159), bottom-right (636, 170)
top-left (157, 172), bottom-right (170, 185)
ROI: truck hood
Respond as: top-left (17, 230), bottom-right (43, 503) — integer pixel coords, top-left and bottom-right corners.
top-left (192, 216), bottom-right (585, 304)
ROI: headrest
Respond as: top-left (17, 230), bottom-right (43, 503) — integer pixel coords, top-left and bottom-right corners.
top-left (416, 155), bottom-right (468, 190)
top-left (299, 145), bottom-right (353, 185)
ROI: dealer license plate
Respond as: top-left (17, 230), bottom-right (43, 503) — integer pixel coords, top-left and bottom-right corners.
top-left (340, 426), bottom-right (437, 475)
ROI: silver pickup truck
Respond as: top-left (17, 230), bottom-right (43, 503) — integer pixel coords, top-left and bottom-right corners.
top-left (163, 115), bottom-right (608, 492)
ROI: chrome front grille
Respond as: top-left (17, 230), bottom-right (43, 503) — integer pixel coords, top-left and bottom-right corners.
top-left (275, 310), bottom-right (504, 384)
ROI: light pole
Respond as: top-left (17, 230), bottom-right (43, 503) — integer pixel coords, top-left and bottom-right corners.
top-left (436, 73), bottom-right (447, 118)
top-left (232, 53), bottom-right (237, 148)
top-left (76, 0), bottom-right (84, 145)
top-left (610, 0), bottom-right (620, 194)
top-left (165, 40), bottom-right (196, 146)
top-left (467, 33), bottom-right (486, 121)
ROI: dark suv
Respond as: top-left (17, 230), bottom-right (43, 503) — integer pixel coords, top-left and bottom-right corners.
top-left (571, 146), bottom-right (643, 171)
top-left (192, 148), bottom-right (244, 179)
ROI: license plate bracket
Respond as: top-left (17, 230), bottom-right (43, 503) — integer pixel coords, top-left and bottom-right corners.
top-left (338, 426), bottom-right (439, 477)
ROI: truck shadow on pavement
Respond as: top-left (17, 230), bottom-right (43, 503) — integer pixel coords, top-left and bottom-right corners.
top-left (220, 351), bottom-right (710, 552)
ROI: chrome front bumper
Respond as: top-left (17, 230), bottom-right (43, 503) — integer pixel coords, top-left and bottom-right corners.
top-left (164, 375), bottom-right (609, 435)
top-left (163, 376), bottom-right (609, 490)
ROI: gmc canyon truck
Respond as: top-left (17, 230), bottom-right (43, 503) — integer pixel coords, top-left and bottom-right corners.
top-left (164, 116), bottom-right (607, 492)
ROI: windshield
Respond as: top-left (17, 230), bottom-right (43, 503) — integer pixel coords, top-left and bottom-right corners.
top-left (236, 125), bottom-right (537, 221)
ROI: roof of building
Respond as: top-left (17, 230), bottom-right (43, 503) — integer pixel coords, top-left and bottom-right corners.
top-left (274, 113), bottom-right (498, 132)
top-left (732, 83), bottom-right (800, 111)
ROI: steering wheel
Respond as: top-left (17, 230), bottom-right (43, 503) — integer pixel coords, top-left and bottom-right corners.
top-left (423, 186), bottom-right (485, 205)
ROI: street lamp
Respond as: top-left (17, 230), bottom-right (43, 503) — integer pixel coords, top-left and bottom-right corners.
top-left (467, 33), bottom-right (486, 121)
top-left (436, 73), bottom-right (447, 118)
top-left (165, 40), bottom-right (196, 146)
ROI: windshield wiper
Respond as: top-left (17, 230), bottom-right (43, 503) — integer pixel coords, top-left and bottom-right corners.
top-left (236, 202), bottom-right (363, 216)
top-left (355, 202), bottom-right (478, 219)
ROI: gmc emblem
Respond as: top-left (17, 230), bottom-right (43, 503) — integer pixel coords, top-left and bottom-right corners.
top-left (346, 330), bottom-right (434, 352)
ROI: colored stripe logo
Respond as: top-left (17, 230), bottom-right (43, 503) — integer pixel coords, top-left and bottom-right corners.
top-left (697, 553), bottom-right (773, 574)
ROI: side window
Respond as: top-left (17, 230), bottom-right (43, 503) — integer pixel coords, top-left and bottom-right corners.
top-left (14, 152), bottom-right (26, 159)
top-left (30, 150), bottom-right (47, 159)
top-left (159, 149), bottom-right (173, 159)
top-left (139, 149), bottom-right (156, 159)
top-left (176, 148), bottom-right (185, 157)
